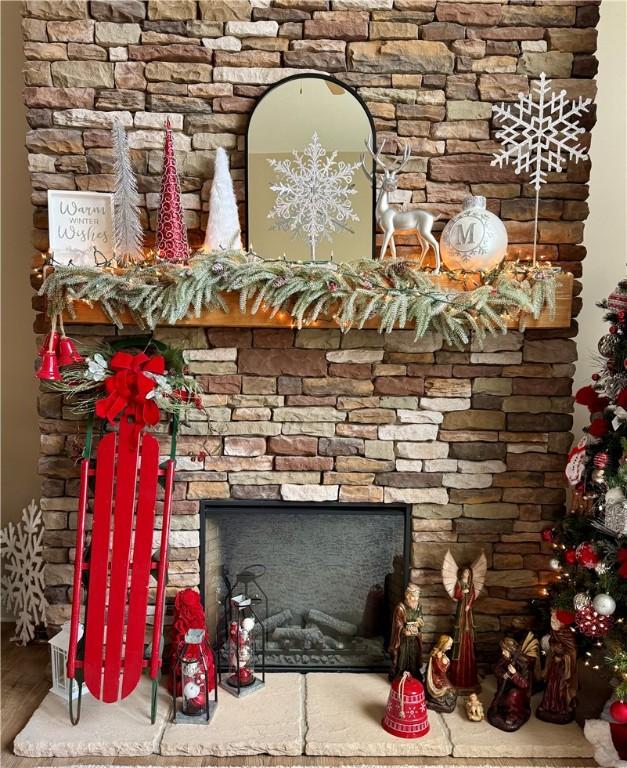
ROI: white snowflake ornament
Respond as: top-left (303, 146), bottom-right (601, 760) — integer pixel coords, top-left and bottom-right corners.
top-left (490, 73), bottom-right (592, 265)
top-left (1, 500), bottom-right (48, 645)
top-left (267, 131), bottom-right (361, 261)
top-left (491, 73), bottom-right (592, 190)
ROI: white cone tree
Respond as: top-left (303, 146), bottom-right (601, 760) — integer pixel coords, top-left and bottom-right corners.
top-left (202, 147), bottom-right (242, 252)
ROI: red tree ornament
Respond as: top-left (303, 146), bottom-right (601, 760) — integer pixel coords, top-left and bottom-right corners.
top-left (610, 700), bottom-right (627, 725)
top-left (575, 604), bottom-right (613, 638)
top-left (156, 120), bottom-right (189, 264)
top-left (576, 541), bottom-right (599, 569)
top-left (564, 548), bottom-right (577, 566)
top-left (541, 527), bottom-right (555, 542)
top-left (588, 418), bottom-right (610, 438)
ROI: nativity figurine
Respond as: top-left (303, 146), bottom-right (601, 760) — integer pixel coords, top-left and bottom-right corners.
top-left (442, 549), bottom-right (487, 693)
top-left (465, 693), bottom-right (484, 722)
top-left (426, 634), bottom-right (458, 713)
top-left (487, 633), bottom-right (539, 732)
top-left (536, 609), bottom-right (578, 724)
top-left (389, 583), bottom-right (424, 681)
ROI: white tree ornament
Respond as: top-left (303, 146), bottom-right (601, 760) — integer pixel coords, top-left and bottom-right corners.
top-left (112, 119), bottom-right (144, 264)
top-left (203, 147), bottom-right (242, 252)
top-left (1, 500), bottom-right (48, 645)
top-left (267, 131), bottom-right (361, 261)
top-left (491, 73), bottom-right (592, 265)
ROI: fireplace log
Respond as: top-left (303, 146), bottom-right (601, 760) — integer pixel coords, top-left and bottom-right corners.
top-left (272, 626), bottom-right (325, 650)
top-left (306, 609), bottom-right (358, 638)
top-left (261, 609), bottom-right (293, 634)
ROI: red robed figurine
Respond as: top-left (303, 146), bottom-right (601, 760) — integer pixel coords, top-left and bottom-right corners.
top-left (442, 550), bottom-right (487, 693)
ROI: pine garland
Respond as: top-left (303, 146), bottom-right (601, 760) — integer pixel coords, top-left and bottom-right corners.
top-left (40, 250), bottom-right (559, 348)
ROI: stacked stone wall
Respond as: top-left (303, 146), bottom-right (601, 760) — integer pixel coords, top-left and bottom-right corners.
top-left (23, 0), bottom-right (598, 657)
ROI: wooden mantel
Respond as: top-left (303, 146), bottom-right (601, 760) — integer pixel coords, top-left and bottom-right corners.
top-left (48, 272), bottom-right (574, 331)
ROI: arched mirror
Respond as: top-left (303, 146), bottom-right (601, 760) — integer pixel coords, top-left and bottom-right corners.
top-left (246, 74), bottom-right (375, 263)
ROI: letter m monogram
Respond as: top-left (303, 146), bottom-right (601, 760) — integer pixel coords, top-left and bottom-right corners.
top-left (452, 222), bottom-right (476, 247)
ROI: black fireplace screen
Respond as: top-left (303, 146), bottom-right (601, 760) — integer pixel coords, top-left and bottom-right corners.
top-left (200, 501), bottom-right (410, 672)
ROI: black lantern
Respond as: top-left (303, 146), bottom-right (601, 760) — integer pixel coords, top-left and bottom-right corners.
top-left (172, 628), bottom-right (218, 723)
top-left (220, 594), bottom-right (266, 698)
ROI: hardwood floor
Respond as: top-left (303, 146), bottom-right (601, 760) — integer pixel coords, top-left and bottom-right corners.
top-left (1, 624), bottom-right (597, 768)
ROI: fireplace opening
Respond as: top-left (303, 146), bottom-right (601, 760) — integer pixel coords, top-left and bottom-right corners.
top-left (200, 500), bottom-right (410, 672)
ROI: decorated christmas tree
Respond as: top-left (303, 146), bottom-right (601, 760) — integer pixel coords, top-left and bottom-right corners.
top-left (548, 280), bottom-right (627, 721)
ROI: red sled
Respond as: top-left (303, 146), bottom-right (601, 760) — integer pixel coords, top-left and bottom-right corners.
top-left (66, 414), bottom-right (175, 724)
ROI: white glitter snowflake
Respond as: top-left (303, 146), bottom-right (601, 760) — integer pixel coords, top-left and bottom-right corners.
top-left (267, 131), bottom-right (361, 261)
top-left (491, 72), bottom-right (592, 190)
top-left (1, 500), bottom-right (48, 645)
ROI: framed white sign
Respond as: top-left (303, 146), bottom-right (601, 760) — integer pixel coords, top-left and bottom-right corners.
top-left (47, 191), bottom-right (114, 266)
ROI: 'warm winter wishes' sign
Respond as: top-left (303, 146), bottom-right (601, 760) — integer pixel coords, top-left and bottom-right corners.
top-left (48, 191), bottom-right (114, 265)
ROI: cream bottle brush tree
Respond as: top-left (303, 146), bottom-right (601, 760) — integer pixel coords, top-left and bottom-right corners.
top-left (202, 147), bottom-right (242, 252)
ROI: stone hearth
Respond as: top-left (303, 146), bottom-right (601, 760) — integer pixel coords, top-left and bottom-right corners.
top-left (14, 673), bottom-right (594, 758)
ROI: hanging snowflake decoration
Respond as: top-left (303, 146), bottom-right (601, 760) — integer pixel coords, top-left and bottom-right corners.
top-left (267, 131), bottom-right (361, 261)
top-left (1, 500), bottom-right (47, 645)
top-left (491, 72), bottom-right (592, 189)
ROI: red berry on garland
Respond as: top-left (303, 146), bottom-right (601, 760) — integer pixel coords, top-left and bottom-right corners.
top-left (576, 541), bottom-right (600, 569)
top-left (564, 548), bottom-right (577, 565)
top-left (610, 325), bottom-right (618, 334)
top-left (619, 310), bottom-right (626, 322)
top-left (610, 700), bottom-right (627, 724)
top-left (575, 604), bottom-right (614, 638)
top-left (593, 452), bottom-right (609, 469)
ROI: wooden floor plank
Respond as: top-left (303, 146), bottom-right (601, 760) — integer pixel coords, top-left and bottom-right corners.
top-left (1, 624), bottom-right (597, 768)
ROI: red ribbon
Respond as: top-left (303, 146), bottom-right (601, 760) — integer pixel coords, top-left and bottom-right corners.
top-left (95, 351), bottom-right (165, 430)
top-left (618, 547), bottom-right (627, 579)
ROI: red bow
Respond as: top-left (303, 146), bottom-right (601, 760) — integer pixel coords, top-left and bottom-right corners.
top-left (95, 351), bottom-right (165, 430)
top-left (618, 547), bottom-right (627, 579)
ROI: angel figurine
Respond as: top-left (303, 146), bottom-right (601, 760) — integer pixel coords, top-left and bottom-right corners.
top-left (442, 550), bottom-right (487, 693)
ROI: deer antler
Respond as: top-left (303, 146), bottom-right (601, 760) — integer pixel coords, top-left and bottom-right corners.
top-left (361, 136), bottom-right (388, 170)
top-left (390, 141), bottom-right (412, 173)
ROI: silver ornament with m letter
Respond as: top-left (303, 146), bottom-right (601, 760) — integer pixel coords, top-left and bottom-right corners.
top-left (440, 196), bottom-right (508, 273)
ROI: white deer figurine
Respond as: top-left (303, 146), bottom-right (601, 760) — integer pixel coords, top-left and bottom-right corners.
top-left (361, 138), bottom-right (441, 272)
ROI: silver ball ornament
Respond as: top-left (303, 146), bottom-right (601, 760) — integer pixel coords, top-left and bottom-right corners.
top-left (592, 593), bottom-right (616, 617)
top-left (574, 592), bottom-right (592, 611)
top-left (549, 558), bottom-right (561, 571)
top-left (440, 196), bottom-right (508, 273)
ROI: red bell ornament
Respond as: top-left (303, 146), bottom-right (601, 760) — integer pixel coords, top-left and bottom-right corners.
top-left (57, 336), bottom-right (83, 367)
top-left (37, 350), bottom-right (61, 381)
top-left (39, 331), bottom-right (60, 357)
top-left (382, 672), bottom-right (430, 739)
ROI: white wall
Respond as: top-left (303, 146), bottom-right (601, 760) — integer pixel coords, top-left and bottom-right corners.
top-left (574, 0), bottom-right (627, 436)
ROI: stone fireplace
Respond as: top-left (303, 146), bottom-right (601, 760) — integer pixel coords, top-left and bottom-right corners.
top-left (40, 322), bottom-right (577, 670)
top-left (23, 0), bottom-right (596, 672)
top-left (201, 499), bottom-right (409, 670)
